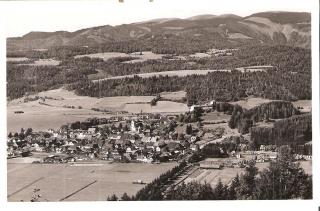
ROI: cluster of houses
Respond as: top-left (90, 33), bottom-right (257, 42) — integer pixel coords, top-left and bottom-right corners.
top-left (7, 105), bottom-right (312, 165)
top-left (7, 114), bottom-right (203, 163)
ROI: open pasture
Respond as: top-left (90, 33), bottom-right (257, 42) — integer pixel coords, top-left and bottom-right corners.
top-left (7, 162), bottom-right (176, 201)
top-left (7, 88), bottom-right (188, 132)
top-left (235, 65), bottom-right (273, 73)
top-left (160, 91), bottom-right (187, 102)
top-left (123, 101), bottom-right (188, 114)
top-left (292, 100), bottom-right (311, 113)
top-left (93, 69), bottom-right (231, 82)
top-left (202, 111), bottom-right (230, 123)
top-left (74, 51), bottom-right (164, 63)
top-left (7, 57), bottom-right (30, 62)
top-left (230, 97), bottom-right (274, 110)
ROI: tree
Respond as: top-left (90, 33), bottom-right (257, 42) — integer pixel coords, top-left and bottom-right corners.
top-left (118, 123), bottom-right (123, 131)
top-left (254, 146), bottom-right (312, 199)
top-left (237, 160), bottom-right (258, 199)
top-left (228, 174), bottom-right (240, 200)
top-left (25, 128), bottom-right (33, 136)
top-left (107, 194), bottom-right (118, 201)
top-left (214, 179), bottom-right (227, 200)
top-left (186, 124), bottom-right (192, 135)
top-left (121, 192), bottom-right (131, 201)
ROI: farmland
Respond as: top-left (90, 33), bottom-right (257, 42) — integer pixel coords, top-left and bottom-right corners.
top-left (7, 161), bottom-right (176, 202)
top-left (74, 51), bottom-right (164, 62)
top-left (160, 91), bottom-right (187, 102)
top-left (7, 88), bottom-right (189, 132)
top-left (7, 57), bottom-right (29, 62)
top-left (124, 101), bottom-right (188, 114)
top-left (93, 69), bottom-right (231, 82)
top-left (292, 100), bottom-right (312, 113)
top-left (183, 161), bottom-right (312, 187)
top-left (27, 59), bottom-right (60, 66)
top-left (230, 97), bottom-right (275, 110)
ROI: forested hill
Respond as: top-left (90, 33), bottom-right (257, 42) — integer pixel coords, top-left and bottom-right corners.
top-left (7, 11), bottom-right (310, 51)
top-left (7, 45), bottom-right (311, 102)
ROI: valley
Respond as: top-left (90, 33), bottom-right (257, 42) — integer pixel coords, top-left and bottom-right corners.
top-left (6, 11), bottom-right (313, 201)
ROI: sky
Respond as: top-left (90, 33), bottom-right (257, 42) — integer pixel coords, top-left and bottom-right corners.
top-left (0, 0), bottom-right (314, 37)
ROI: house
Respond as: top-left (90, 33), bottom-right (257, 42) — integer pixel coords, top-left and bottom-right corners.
top-left (131, 120), bottom-right (137, 132)
top-left (141, 136), bottom-right (152, 143)
top-left (269, 152), bottom-right (278, 160)
top-left (260, 145), bottom-right (266, 151)
top-left (88, 127), bottom-right (97, 134)
top-left (137, 155), bottom-right (153, 163)
top-left (190, 144), bottom-right (199, 151)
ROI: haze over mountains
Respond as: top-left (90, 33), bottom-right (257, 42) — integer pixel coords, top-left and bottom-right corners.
top-left (7, 11), bottom-right (311, 50)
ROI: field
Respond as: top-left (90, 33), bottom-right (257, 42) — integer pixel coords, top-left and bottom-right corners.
top-left (7, 160), bottom-right (176, 202)
top-left (7, 101), bottom-right (108, 132)
top-left (228, 33), bottom-right (253, 39)
top-left (230, 97), bottom-right (274, 110)
top-left (17, 59), bottom-right (61, 66)
top-left (160, 91), bottom-right (186, 101)
top-left (292, 100), bottom-right (312, 113)
top-left (124, 101), bottom-right (188, 114)
top-left (7, 88), bottom-right (188, 132)
top-left (7, 57), bottom-right (29, 62)
top-left (202, 111), bottom-right (230, 124)
top-left (93, 69), bottom-right (231, 82)
top-left (184, 161), bottom-right (311, 187)
top-left (235, 65), bottom-right (273, 73)
top-left (75, 51), bottom-right (164, 63)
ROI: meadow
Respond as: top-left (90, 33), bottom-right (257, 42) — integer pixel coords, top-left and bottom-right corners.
top-left (7, 88), bottom-right (188, 132)
top-left (7, 161), bottom-right (176, 201)
top-left (93, 69), bottom-right (231, 82)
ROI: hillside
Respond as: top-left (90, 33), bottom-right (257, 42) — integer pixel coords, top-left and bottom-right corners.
top-left (7, 11), bottom-right (311, 51)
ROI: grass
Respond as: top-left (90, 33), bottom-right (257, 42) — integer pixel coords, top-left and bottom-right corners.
top-left (230, 97), bottom-right (274, 110)
top-left (93, 69), bottom-right (231, 82)
top-left (292, 100), bottom-right (311, 113)
top-left (7, 57), bottom-right (29, 62)
top-left (75, 51), bottom-right (164, 63)
top-left (7, 161), bottom-right (176, 201)
top-left (160, 91), bottom-right (186, 101)
top-left (7, 88), bottom-right (189, 132)
top-left (123, 101), bottom-right (188, 114)
top-left (22, 59), bottom-right (60, 66)
top-left (202, 111), bottom-right (230, 122)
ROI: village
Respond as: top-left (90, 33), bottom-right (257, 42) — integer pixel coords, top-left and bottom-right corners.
top-left (7, 99), bottom-right (312, 171)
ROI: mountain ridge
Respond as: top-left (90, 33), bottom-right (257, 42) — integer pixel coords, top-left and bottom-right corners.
top-left (7, 11), bottom-right (311, 50)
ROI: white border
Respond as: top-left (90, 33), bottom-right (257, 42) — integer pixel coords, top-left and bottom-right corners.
top-left (0, 1), bottom-right (319, 210)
